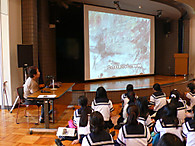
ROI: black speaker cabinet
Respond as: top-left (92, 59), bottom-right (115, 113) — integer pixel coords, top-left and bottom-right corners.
top-left (17, 44), bottom-right (33, 68)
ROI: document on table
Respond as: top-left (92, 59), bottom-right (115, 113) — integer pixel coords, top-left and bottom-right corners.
top-left (56, 127), bottom-right (76, 137)
top-left (37, 95), bottom-right (56, 98)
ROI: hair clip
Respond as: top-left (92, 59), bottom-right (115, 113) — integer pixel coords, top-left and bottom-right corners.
top-left (171, 94), bottom-right (176, 98)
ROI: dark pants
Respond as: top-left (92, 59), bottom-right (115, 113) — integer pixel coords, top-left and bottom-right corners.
top-left (24, 99), bottom-right (52, 119)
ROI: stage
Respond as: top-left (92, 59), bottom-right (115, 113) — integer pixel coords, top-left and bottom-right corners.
top-left (65, 75), bottom-right (194, 104)
top-left (53, 75), bottom-right (193, 122)
top-left (72, 75), bottom-right (191, 91)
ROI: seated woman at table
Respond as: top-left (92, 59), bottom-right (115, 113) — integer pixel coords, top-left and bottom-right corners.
top-left (23, 66), bottom-right (51, 123)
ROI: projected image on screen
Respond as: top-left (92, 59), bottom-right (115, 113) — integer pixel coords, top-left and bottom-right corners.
top-left (84, 5), bottom-right (154, 80)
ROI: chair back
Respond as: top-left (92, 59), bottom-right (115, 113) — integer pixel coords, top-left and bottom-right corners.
top-left (17, 87), bottom-right (24, 101)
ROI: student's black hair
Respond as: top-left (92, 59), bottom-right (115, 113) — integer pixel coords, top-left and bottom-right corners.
top-left (169, 89), bottom-right (180, 106)
top-left (95, 87), bottom-right (108, 101)
top-left (153, 83), bottom-right (162, 92)
top-left (162, 103), bottom-right (179, 128)
top-left (127, 91), bottom-right (135, 105)
top-left (126, 84), bottom-right (134, 92)
top-left (187, 83), bottom-right (195, 92)
top-left (135, 97), bottom-right (149, 118)
top-left (127, 105), bottom-right (139, 125)
top-left (190, 105), bottom-right (195, 128)
top-left (78, 96), bottom-right (91, 127)
top-left (193, 105), bottom-right (195, 120)
top-left (28, 66), bottom-right (38, 78)
top-left (157, 133), bottom-right (184, 146)
top-left (90, 111), bottom-right (104, 134)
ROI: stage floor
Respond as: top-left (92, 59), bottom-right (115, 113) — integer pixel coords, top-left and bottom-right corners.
top-left (72, 75), bottom-right (192, 92)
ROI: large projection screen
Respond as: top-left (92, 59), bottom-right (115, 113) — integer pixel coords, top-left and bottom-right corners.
top-left (84, 5), bottom-right (155, 81)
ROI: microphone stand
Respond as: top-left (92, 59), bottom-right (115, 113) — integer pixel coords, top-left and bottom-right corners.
top-left (50, 77), bottom-right (57, 91)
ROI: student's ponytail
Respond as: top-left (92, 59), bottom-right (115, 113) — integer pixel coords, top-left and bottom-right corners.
top-left (78, 96), bottom-right (91, 127)
top-left (79, 106), bottom-right (88, 127)
top-left (127, 105), bottom-right (139, 125)
top-left (127, 91), bottom-right (135, 105)
top-left (170, 89), bottom-right (180, 106)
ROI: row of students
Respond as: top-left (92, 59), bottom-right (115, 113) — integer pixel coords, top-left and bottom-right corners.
top-left (55, 86), bottom-right (114, 146)
top-left (56, 83), bottom-right (195, 146)
top-left (81, 104), bottom-right (195, 146)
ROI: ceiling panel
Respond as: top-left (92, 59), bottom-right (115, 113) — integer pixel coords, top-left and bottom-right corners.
top-left (71, 0), bottom-right (182, 20)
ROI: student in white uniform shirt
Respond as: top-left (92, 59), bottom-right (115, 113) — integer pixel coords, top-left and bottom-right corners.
top-left (72, 96), bottom-right (92, 144)
top-left (186, 83), bottom-right (195, 109)
top-left (182, 105), bottom-right (195, 146)
top-left (114, 91), bottom-right (136, 130)
top-left (55, 96), bottom-right (92, 146)
top-left (168, 89), bottom-right (187, 123)
top-left (149, 83), bottom-right (167, 115)
top-left (154, 103), bottom-right (183, 142)
top-left (136, 97), bottom-right (154, 130)
top-left (122, 91), bottom-right (136, 123)
top-left (82, 111), bottom-right (114, 146)
top-left (121, 84), bottom-right (134, 107)
top-left (91, 87), bottom-right (114, 129)
top-left (116, 105), bottom-right (152, 146)
top-left (116, 84), bottom-right (137, 126)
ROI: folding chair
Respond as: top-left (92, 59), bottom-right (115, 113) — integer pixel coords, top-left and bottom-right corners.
top-left (16, 87), bottom-right (40, 124)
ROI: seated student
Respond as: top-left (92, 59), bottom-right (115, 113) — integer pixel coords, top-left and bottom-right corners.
top-left (114, 91), bottom-right (136, 130)
top-left (55, 96), bottom-right (91, 146)
top-left (123, 91), bottom-right (136, 123)
top-left (72, 96), bottom-right (92, 144)
top-left (23, 66), bottom-right (45, 123)
top-left (149, 83), bottom-right (167, 115)
top-left (136, 97), bottom-right (154, 130)
top-left (154, 103), bottom-right (183, 142)
top-left (168, 89), bottom-right (187, 123)
top-left (82, 111), bottom-right (114, 146)
top-left (182, 105), bottom-right (195, 146)
top-left (121, 84), bottom-right (134, 107)
top-left (116, 84), bottom-right (137, 125)
top-left (186, 83), bottom-right (195, 109)
top-left (91, 87), bottom-right (114, 129)
top-left (157, 133), bottom-right (184, 146)
top-left (116, 105), bottom-right (152, 146)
